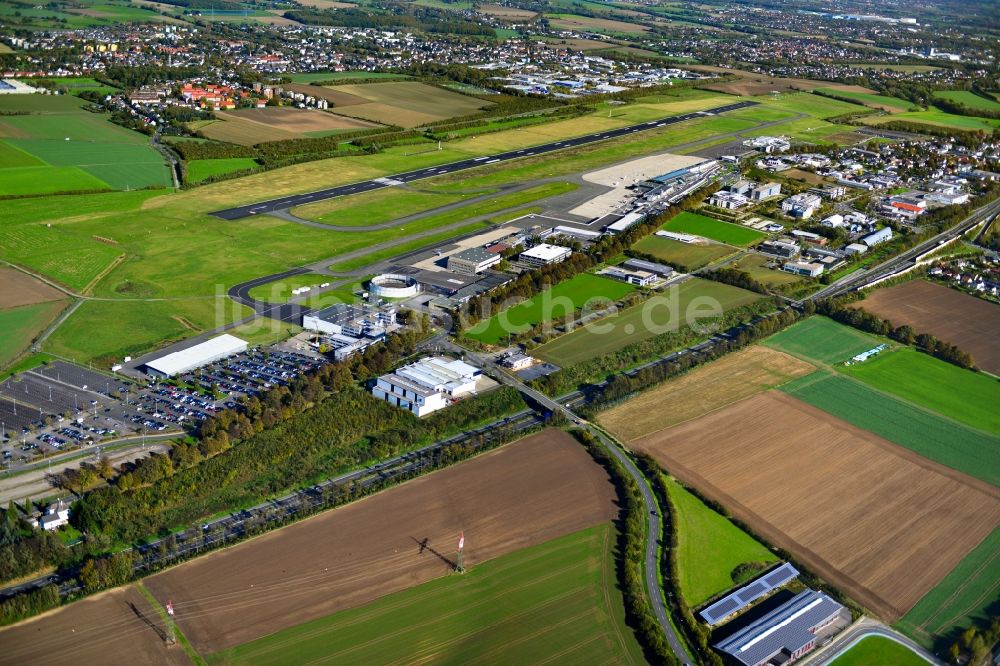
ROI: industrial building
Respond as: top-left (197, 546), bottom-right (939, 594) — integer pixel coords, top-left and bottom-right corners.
top-left (448, 247), bottom-right (503, 275)
top-left (861, 227), bottom-right (893, 246)
top-left (758, 239), bottom-right (801, 259)
top-left (783, 260), bottom-right (825, 277)
top-left (302, 303), bottom-right (396, 338)
top-left (144, 334), bottom-right (248, 378)
top-left (599, 266), bottom-right (657, 287)
top-left (700, 563), bottom-right (800, 626)
top-left (750, 182), bottom-right (782, 201)
top-left (520, 243), bottom-right (572, 267)
top-left (372, 356), bottom-right (480, 417)
top-left (623, 258), bottom-right (674, 278)
top-left (714, 589), bottom-right (849, 666)
top-left (781, 193), bottom-right (822, 219)
top-left (709, 191), bottom-right (750, 210)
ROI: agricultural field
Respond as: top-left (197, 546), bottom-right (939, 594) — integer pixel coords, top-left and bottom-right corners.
top-left (533, 278), bottom-right (762, 366)
top-left (466, 274), bottom-right (635, 345)
top-left (660, 211), bottom-right (766, 246)
top-left (0, 300), bottom-right (67, 369)
top-left (631, 235), bottom-right (735, 270)
top-left (207, 524), bottom-right (645, 665)
top-left (141, 430), bottom-right (617, 654)
top-left (24, 76), bottom-right (120, 97)
top-left (815, 88), bottom-right (914, 112)
top-left (287, 70), bottom-right (407, 83)
top-left (763, 316), bottom-right (882, 365)
top-left (326, 81), bottom-right (493, 127)
top-left (546, 13), bottom-right (649, 35)
top-left (185, 157), bottom-right (260, 183)
top-left (860, 109), bottom-right (1000, 132)
top-left (830, 636), bottom-right (926, 666)
top-left (665, 476), bottom-right (778, 607)
top-left (842, 347), bottom-right (1000, 436)
top-left (896, 526), bottom-right (1000, 650)
top-left (933, 90), bottom-right (1000, 113)
top-left (781, 371), bottom-right (1000, 487)
top-left (633, 390), bottom-right (1000, 621)
top-left (196, 108), bottom-right (375, 145)
top-left (0, 585), bottom-right (189, 666)
top-left (0, 94), bottom-right (170, 192)
top-left (0, 268), bottom-right (65, 309)
top-left (854, 279), bottom-right (1000, 375)
top-left (599, 346), bottom-right (815, 441)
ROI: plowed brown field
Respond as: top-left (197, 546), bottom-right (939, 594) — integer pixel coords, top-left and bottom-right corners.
top-left (855, 279), bottom-right (1000, 375)
top-left (0, 268), bottom-right (64, 309)
top-left (0, 585), bottom-right (189, 666)
top-left (633, 391), bottom-right (1000, 621)
top-left (142, 429), bottom-right (616, 654)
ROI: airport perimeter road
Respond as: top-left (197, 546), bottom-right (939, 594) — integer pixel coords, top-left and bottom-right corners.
top-left (809, 197), bottom-right (1000, 301)
top-left (209, 101), bottom-right (758, 220)
top-left (227, 266), bottom-right (315, 323)
top-left (456, 347), bottom-right (695, 665)
top-left (802, 617), bottom-right (940, 665)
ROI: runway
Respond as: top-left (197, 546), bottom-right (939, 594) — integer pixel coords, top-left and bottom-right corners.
top-left (209, 100), bottom-right (758, 220)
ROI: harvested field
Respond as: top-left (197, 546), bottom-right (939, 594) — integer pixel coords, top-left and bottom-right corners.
top-left (0, 585), bottom-right (189, 666)
top-left (220, 108), bottom-right (376, 133)
top-left (547, 13), bottom-right (649, 34)
top-left (633, 391), bottom-right (1000, 621)
top-left (480, 3), bottom-right (537, 19)
top-left (285, 83), bottom-right (369, 107)
top-left (600, 346), bottom-right (814, 440)
top-left (327, 81), bottom-right (492, 127)
top-left (783, 168), bottom-right (826, 185)
top-left (144, 430), bottom-right (616, 654)
top-left (695, 70), bottom-right (871, 97)
top-left (855, 280), bottom-right (1000, 375)
top-left (539, 37), bottom-right (614, 51)
top-left (0, 267), bottom-right (64, 309)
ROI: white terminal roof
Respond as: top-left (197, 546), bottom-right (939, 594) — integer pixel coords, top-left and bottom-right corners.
top-left (521, 243), bottom-right (571, 261)
top-left (145, 334), bottom-right (247, 377)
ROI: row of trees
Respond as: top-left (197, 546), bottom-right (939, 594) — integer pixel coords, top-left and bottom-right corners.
top-left (0, 507), bottom-right (69, 584)
top-left (698, 268), bottom-right (770, 295)
top-left (571, 430), bottom-right (681, 665)
top-left (579, 307), bottom-right (801, 413)
top-left (815, 298), bottom-right (977, 369)
top-left (945, 616), bottom-right (1000, 664)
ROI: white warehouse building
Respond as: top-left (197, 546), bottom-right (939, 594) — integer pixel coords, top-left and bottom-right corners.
top-left (520, 243), bottom-right (572, 267)
top-left (372, 356), bottom-right (481, 417)
top-left (144, 334), bottom-right (247, 378)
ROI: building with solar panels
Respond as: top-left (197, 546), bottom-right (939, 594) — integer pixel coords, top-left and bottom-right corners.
top-left (714, 589), bottom-right (849, 666)
top-left (701, 563), bottom-right (800, 627)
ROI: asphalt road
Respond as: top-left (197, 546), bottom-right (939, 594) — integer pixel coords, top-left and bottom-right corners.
top-left (803, 617), bottom-right (940, 665)
top-left (227, 266), bottom-right (315, 323)
top-left (209, 101), bottom-right (759, 220)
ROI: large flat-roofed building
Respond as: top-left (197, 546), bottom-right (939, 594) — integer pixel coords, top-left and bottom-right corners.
top-left (700, 563), bottom-right (799, 626)
top-left (520, 243), bottom-right (572, 267)
top-left (448, 247), bottom-right (502, 275)
top-left (302, 303), bottom-right (395, 338)
top-left (372, 356), bottom-right (481, 417)
top-left (144, 334), bottom-right (247, 378)
top-left (714, 589), bottom-right (849, 666)
top-left (623, 258), bottom-right (674, 278)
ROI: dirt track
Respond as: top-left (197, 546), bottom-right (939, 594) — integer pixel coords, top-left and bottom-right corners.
top-left (0, 585), bottom-right (189, 666)
top-left (856, 279), bottom-right (1000, 375)
top-left (141, 429), bottom-right (616, 655)
top-left (634, 391), bottom-right (1000, 621)
top-left (0, 268), bottom-right (65, 309)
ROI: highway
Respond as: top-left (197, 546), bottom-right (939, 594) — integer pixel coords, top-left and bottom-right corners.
top-left (208, 101), bottom-right (758, 220)
top-left (808, 197), bottom-right (1000, 301)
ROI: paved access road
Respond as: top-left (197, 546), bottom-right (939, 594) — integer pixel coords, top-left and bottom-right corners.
top-left (209, 101), bottom-right (759, 220)
top-left (802, 617), bottom-right (940, 665)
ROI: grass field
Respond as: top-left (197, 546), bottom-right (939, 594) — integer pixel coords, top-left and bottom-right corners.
top-left (599, 346), bottom-right (815, 441)
top-left (933, 90), bottom-right (1000, 113)
top-left (0, 301), bottom-right (67, 369)
top-left (533, 278), bottom-right (762, 366)
top-left (0, 94), bottom-right (170, 191)
top-left (757, 92), bottom-right (866, 119)
top-left (841, 347), bottom-right (1000, 436)
top-left (466, 274), bottom-right (635, 345)
top-left (781, 371), bottom-right (1000, 487)
top-left (206, 524), bottom-right (644, 665)
top-left (297, 187), bottom-right (474, 226)
top-left (327, 81), bottom-right (492, 127)
top-left (763, 316), bottom-right (882, 365)
top-left (896, 526), bottom-right (1000, 650)
top-left (247, 273), bottom-right (346, 304)
top-left (186, 158), bottom-right (260, 183)
top-left (547, 12), bottom-right (649, 35)
top-left (815, 88), bottom-right (913, 112)
top-left (830, 636), bottom-right (926, 665)
top-left (631, 235), bottom-right (735, 270)
top-left (665, 476), bottom-right (778, 607)
top-left (287, 71), bottom-right (408, 83)
top-left (25, 76), bottom-right (120, 97)
top-left (660, 211), bottom-right (766, 247)
top-left (733, 254), bottom-right (804, 287)
top-left (861, 109), bottom-right (1000, 132)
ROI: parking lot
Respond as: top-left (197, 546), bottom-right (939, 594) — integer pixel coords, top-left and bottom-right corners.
top-left (0, 349), bottom-right (326, 468)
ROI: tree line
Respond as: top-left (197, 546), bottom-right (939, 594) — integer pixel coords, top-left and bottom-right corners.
top-left (814, 297), bottom-right (977, 369)
top-left (571, 430), bottom-right (682, 665)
